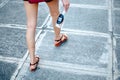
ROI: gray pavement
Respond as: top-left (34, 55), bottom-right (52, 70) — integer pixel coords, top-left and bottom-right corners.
top-left (0, 0), bottom-right (120, 80)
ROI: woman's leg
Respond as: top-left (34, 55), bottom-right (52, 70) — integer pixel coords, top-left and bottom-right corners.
top-left (46, 0), bottom-right (68, 46)
top-left (46, 0), bottom-right (60, 40)
top-left (24, 1), bottom-right (39, 70)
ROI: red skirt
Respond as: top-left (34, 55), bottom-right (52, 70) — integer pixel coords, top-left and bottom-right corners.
top-left (29, 0), bottom-right (52, 3)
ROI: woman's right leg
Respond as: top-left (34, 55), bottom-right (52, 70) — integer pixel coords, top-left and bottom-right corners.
top-left (46, 0), bottom-right (68, 47)
top-left (24, 1), bottom-right (39, 71)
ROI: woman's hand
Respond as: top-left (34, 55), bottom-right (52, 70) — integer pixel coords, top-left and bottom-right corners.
top-left (62, 0), bottom-right (70, 12)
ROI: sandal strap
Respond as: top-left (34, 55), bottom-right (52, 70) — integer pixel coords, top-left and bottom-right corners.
top-left (63, 34), bottom-right (67, 38)
top-left (55, 35), bottom-right (63, 42)
top-left (30, 63), bottom-right (36, 66)
top-left (30, 57), bottom-right (39, 66)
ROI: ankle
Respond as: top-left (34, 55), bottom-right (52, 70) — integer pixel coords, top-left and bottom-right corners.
top-left (30, 58), bottom-right (36, 64)
top-left (55, 34), bottom-right (61, 40)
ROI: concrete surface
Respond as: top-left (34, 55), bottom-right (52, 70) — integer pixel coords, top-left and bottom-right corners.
top-left (0, 0), bottom-right (120, 80)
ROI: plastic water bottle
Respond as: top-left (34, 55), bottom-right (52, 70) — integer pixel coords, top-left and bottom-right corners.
top-left (56, 10), bottom-right (66, 28)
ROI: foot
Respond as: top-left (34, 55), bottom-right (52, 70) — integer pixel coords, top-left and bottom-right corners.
top-left (30, 56), bottom-right (40, 72)
top-left (54, 34), bottom-right (68, 47)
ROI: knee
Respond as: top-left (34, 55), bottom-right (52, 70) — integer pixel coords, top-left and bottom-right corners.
top-left (50, 12), bottom-right (59, 18)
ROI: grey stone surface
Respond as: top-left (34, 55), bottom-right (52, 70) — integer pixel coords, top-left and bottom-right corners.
top-left (0, 0), bottom-right (117, 80)
top-left (37, 3), bottom-right (49, 27)
top-left (63, 7), bottom-right (108, 33)
top-left (0, 61), bottom-right (18, 80)
top-left (0, 1), bottom-right (49, 27)
top-left (113, 10), bottom-right (120, 35)
top-left (0, 1), bottom-right (26, 25)
top-left (115, 38), bottom-right (120, 72)
top-left (0, 0), bottom-right (4, 4)
top-left (36, 31), bottom-right (109, 68)
top-left (116, 77), bottom-right (120, 80)
top-left (70, 0), bottom-right (107, 6)
top-left (113, 0), bottom-right (120, 8)
top-left (0, 0), bottom-right (2, 4)
top-left (16, 63), bottom-right (106, 80)
top-left (0, 27), bottom-right (27, 58)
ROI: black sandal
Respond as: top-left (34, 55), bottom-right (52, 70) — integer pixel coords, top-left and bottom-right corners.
top-left (30, 56), bottom-right (40, 72)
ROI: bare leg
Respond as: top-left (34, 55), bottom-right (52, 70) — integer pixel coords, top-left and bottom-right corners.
top-left (24, 1), bottom-right (39, 70)
top-left (46, 0), bottom-right (61, 40)
top-left (46, 0), bottom-right (68, 46)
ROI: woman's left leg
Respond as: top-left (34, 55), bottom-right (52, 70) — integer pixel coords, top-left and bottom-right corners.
top-left (24, 1), bottom-right (39, 71)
